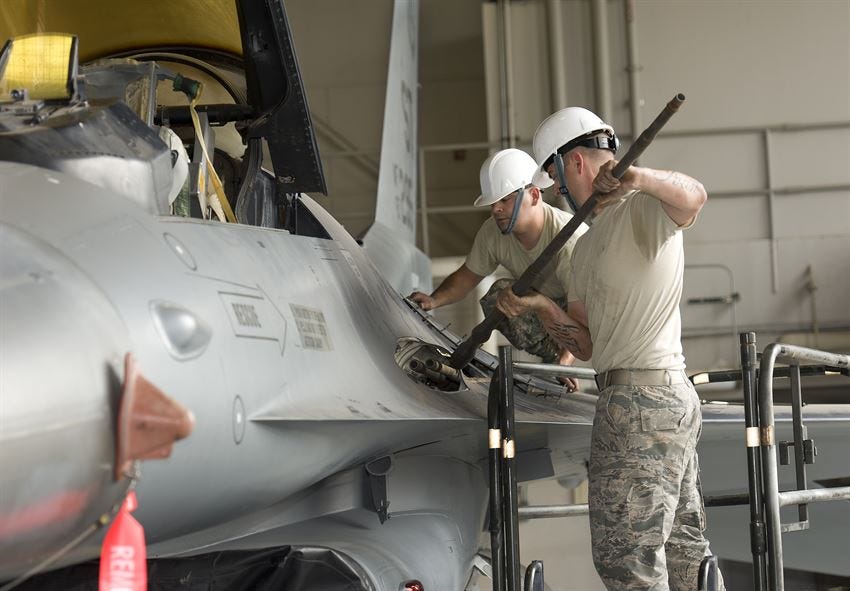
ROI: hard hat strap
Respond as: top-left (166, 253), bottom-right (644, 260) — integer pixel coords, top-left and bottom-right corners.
top-left (541, 132), bottom-right (619, 172)
top-left (554, 154), bottom-right (579, 214)
top-left (571, 133), bottom-right (619, 155)
top-left (500, 186), bottom-right (525, 235)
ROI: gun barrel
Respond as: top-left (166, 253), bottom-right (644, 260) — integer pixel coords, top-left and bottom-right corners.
top-left (425, 358), bottom-right (462, 381)
top-left (408, 358), bottom-right (460, 386)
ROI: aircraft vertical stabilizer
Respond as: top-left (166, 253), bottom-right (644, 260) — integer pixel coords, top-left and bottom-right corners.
top-left (362, 0), bottom-right (432, 296)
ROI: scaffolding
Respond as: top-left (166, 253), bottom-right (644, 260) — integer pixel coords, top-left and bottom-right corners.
top-left (490, 335), bottom-right (850, 590)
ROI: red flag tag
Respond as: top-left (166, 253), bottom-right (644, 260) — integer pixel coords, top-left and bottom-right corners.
top-left (99, 491), bottom-right (147, 591)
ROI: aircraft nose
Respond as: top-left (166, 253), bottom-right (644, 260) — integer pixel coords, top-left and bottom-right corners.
top-left (0, 224), bottom-right (133, 578)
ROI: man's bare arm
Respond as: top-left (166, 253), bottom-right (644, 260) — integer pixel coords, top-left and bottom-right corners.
top-left (593, 161), bottom-right (707, 226)
top-left (497, 290), bottom-right (593, 361)
top-left (639, 168), bottom-right (707, 226)
top-left (409, 264), bottom-right (483, 311)
top-left (537, 297), bottom-right (593, 361)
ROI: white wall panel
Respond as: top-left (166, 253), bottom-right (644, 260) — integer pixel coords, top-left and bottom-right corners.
top-left (643, 133), bottom-right (767, 194)
top-left (770, 128), bottom-right (850, 188)
top-left (635, 0), bottom-right (850, 130)
top-left (503, 1), bottom-right (552, 140)
top-left (684, 236), bottom-right (850, 328)
top-left (559, 0), bottom-right (596, 111)
top-left (774, 192), bottom-right (850, 239)
top-left (685, 195), bottom-right (770, 243)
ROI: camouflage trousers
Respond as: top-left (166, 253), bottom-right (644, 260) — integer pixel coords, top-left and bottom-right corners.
top-left (479, 278), bottom-right (563, 363)
top-left (588, 381), bottom-right (725, 590)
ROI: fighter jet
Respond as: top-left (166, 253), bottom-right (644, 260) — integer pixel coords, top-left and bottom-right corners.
top-left (1, 1), bottom-right (848, 590)
top-left (0, 1), bottom-right (597, 589)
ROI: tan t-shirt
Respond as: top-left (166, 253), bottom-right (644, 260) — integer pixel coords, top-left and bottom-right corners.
top-left (465, 202), bottom-right (588, 300)
top-left (568, 191), bottom-right (691, 373)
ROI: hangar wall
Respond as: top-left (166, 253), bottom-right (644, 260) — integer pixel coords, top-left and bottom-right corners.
top-left (476, 0), bottom-right (850, 372)
top-left (477, 4), bottom-right (850, 584)
top-left (288, 0), bottom-right (490, 252)
top-left (287, 0), bottom-right (849, 375)
top-left (284, 3), bottom-right (848, 588)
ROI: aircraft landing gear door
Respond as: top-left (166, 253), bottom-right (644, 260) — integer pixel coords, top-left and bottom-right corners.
top-left (365, 456), bottom-right (393, 524)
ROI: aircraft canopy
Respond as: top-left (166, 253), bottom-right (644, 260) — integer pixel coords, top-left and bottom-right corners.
top-left (0, 0), bottom-right (242, 62)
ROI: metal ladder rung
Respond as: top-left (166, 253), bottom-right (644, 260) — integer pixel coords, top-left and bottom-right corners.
top-left (779, 521), bottom-right (809, 534)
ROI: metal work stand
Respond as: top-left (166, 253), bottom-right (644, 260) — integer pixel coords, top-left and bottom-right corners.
top-left (492, 337), bottom-right (845, 591)
top-left (740, 332), bottom-right (850, 591)
top-left (488, 354), bottom-right (720, 591)
top-left (487, 345), bottom-right (546, 591)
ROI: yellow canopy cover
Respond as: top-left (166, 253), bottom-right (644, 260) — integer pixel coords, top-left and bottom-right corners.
top-left (0, 0), bottom-right (242, 62)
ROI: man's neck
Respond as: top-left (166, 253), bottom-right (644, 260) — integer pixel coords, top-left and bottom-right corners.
top-left (511, 206), bottom-right (545, 250)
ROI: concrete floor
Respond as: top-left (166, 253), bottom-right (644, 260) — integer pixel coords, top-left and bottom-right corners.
top-left (504, 479), bottom-right (605, 591)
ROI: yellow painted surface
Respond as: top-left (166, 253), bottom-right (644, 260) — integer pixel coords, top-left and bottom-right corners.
top-left (0, 0), bottom-right (241, 62)
top-left (0, 33), bottom-right (74, 100)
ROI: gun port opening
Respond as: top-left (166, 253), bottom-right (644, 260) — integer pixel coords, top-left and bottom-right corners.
top-left (395, 338), bottom-right (467, 393)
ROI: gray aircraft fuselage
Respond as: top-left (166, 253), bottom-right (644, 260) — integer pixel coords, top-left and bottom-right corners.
top-left (0, 159), bottom-right (597, 589)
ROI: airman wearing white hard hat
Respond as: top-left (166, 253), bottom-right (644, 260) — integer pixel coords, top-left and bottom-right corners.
top-left (497, 105), bottom-right (723, 590)
top-left (409, 148), bottom-right (586, 389)
top-left (473, 148), bottom-right (553, 235)
top-left (531, 106), bottom-right (618, 214)
top-left (474, 148), bottom-right (552, 207)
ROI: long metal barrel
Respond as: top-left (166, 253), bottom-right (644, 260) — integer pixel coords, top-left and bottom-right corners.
top-left (448, 94), bottom-right (686, 369)
top-left (424, 357), bottom-right (462, 382)
top-left (487, 376), bottom-right (506, 591)
top-left (408, 359), bottom-right (452, 385)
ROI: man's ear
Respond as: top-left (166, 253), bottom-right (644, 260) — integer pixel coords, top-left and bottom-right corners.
top-left (529, 186), bottom-right (541, 204)
top-left (571, 151), bottom-right (584, 176)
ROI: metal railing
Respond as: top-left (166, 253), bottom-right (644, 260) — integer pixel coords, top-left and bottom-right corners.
top-left (741, 333), bottom-right (850, 591)
top-left (509, 344), bottom-right (850, 591)
top-left (488, 346), bottom-right (521, 591)
top-left (487, 349), bottom-right (600, 590)
top-left (502, 356), bottom-right (727, 591)
top-left (511, 362), bottom-right (596, 382)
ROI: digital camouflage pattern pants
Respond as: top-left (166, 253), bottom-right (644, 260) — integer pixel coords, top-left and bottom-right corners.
top-left (479, 278), bottom-right (564, 363)
top-left (589, 381), bottom-right (725, 590)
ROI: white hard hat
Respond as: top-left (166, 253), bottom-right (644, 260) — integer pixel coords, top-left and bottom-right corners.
top-left (474, 148), bottom-right (552, 207)
top-left (532, 106), bottom-right (617, 172)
